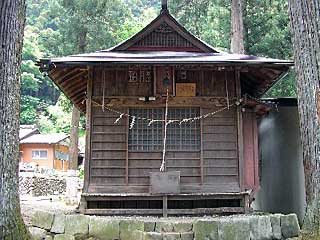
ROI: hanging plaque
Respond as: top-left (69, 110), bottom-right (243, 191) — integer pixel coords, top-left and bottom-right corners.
top-left (176, 83), bottom-right (196, 97)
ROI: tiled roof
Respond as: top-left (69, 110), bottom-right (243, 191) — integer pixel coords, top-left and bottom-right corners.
top-left (20, 133), bottom-right (69, 144)
top-left (19, 125), bottom-right (39, 140)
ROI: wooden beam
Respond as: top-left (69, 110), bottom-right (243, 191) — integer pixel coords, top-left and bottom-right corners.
top-left (92, 96), bottom-right (236, 108)
top-left (235, 70), bottom-right (244, 191)
top-left (83, 207), bottom-right (245, 216)
top-left (68, 85), bottom-right (87, 100)
top-left (200, 108), bottom-right (204, 184)
top-left (54, 67), bottom-right (79, 84)
top-left (63, 76), bottom-right (87, 93)
top-left (59, 71), bottom-right (87, 88)
top-left (125, 109), bottom-right (129, 186)
top-left (163, 196), bottom-right (168, 217)
top-left (83, 67), bottom-right (92, 193)
top-left (49, 67), bottom-right (69, 80)
top-left (85, 209), bottom-right (163, 215)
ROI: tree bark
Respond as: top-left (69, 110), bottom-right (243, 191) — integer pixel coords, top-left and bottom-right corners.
top-left (288, 0), bottom-right (320, 237)
top-left (68, 26), bottom-right (87, 171)
top-left (231, 0), bottom-right (245, 54)
top-left (0, 0), bottom-right (30, 239)
top-left (69, 105), bottom-right (80, 170)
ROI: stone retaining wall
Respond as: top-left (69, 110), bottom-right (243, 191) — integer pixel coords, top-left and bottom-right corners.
top-left (29, 211), bottom-right (300, 240)
top-left (19, 176), bottom-right (66, 196)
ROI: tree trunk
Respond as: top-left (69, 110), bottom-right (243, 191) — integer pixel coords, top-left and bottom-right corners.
top-left (288, 0), bottom-right (320, 238)
top-left (0, 0), bottom-right (30, 239)
top-left (68, 27), bottom-right (87, 171)
top-left (69, 105), bottom-right (80, 170)
top-left (231, 0), bottom-right (245, 54)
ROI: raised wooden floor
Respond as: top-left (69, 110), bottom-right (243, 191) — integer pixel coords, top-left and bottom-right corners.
top-left (80, 192), bottom-right (250, 216)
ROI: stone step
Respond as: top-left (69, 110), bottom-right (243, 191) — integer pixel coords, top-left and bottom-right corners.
top-left (144, 231), bottom-right (194, 240)
top-left (152, 221), bottom-right (193, 233)
top-left (30, 211), bottom-right (301, 240)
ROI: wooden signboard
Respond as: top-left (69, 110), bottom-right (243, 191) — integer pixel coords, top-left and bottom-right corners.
top-left (176, 83), bottom-right (196, 97)
top-left (150, 171), bottom-right (180, 194)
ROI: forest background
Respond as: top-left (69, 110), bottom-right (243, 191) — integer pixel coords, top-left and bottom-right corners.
top-left (22, 0), bottom-right (294, 137)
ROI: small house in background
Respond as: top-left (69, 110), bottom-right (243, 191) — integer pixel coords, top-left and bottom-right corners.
top-left (20, 133), bottom-right (70, 171)
top-left (38, 0), bottom-right (293, 215)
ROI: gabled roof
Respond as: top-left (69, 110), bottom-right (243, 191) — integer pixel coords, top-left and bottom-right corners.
top-left (109, 11), bottom-right (219, 53)
top-left (20, 133), bottom-right (69, 145)
top-left (37, 8), bottom-right (294, 112)
top-left (19, 125), bottom-right (40, 140)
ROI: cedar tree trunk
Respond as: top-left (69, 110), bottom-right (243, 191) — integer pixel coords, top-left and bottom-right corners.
top-left (289, 0), bottom-right (320, 237)
top-left (231, 0), bottom-right (245, 54)
top-left (68, 27), bottom-right (87, 170)
top-left (69, 105), bottom-right (80, 170)
top-left (0, 0), bottom-right (30, 239)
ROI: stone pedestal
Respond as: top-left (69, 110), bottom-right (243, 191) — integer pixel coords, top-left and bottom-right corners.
top-left (65, 170), bottom-right (79, 205)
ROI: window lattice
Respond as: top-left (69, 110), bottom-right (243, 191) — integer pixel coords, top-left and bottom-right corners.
top-left (129, 109), bottom-right (163, 151)
top-left (167, 108), bottom-right (200, 151)
top-left (128, 108), bottom-right (200, 151)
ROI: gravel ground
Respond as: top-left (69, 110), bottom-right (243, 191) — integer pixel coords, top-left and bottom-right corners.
top-left (20, 195), bottom-right (78, 225)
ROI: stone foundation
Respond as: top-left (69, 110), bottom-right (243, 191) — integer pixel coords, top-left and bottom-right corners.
top-left (19, 176), bottom-right (66, 196)
top-left (29, 211), bottom-right (300, 240)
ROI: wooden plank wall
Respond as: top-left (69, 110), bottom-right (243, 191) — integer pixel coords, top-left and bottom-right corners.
top-left (202, 108), bottom-right (239, 186)
top-left (90, 107), bottom-right (127, 186)
top-left (243, 110), bottom-right (259, 190)
top-left (88, 66), bottom-right (240, 193)
top-left (93, 67), bottom-right (153, 97)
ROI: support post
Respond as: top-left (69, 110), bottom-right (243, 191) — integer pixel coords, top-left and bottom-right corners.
top-left (243, 194), bottom-right (251, 214)
top-left (163, 195), bottom-right (168, 217)
top-left (83, 67), bottom-right (92, 193)
top-left (235, 69), bottom-right (244, 191)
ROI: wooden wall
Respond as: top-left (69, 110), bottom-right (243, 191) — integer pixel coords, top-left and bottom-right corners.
top-left (86, 65), bottom-right (241, 194)
top-left (92, 66), bottom-right (236, 98)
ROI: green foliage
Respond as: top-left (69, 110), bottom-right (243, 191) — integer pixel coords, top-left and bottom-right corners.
top-left (79, 164), bottom-right (84, 180)
top-left (265, 70), bottom-right (297, 98)
top-left (20, 96), bottom-right (40, 124)
top-left (170, 0), bottom-right (231, 51)
top-left (244, 0), bottom-right (295, 97)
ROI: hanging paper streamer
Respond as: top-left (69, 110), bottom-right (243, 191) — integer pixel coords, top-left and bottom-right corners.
top-left (129, 116), bottom-right (136, 129)
top-left (166, 120), bottom-right (177, 126)
top-left (91, 99), bottom-right (239, 127)
top-left (114, 114), bottom-right (124, 124)
top-left (179, 118), bottom-right (192, 125)
top-left (148, 119), bottom-right (162, 127)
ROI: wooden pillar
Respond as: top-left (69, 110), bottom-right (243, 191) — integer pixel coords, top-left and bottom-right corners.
top-left (235, 69), bottom-right (244, 191)
top-left (83, 67), bottom-right (93, 194)
top-left (125, 109), bottom-right (129, 185)
top-left (200, 108), bottom-right (204, 185)
top-left (244, 194), bottom-right (251, 213)
top-left (163, 195), bottom-right (168, 217)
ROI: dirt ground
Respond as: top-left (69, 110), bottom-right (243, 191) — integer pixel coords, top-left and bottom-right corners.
top-left (20, 195), bottom-right (78, 225)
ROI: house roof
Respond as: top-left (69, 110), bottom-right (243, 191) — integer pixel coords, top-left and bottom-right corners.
top-left (20, 133), bottom-right (69, 144)
top-left (19, 125), bottom-right (40, 140)
top-left (37, 9), bottom-right (293, 112)
top-left (46, 51), bottom-right (292, 65)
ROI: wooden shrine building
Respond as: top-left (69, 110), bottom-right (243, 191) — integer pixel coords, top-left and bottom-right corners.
top-left (38, 1), bottom-right (293, 215)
